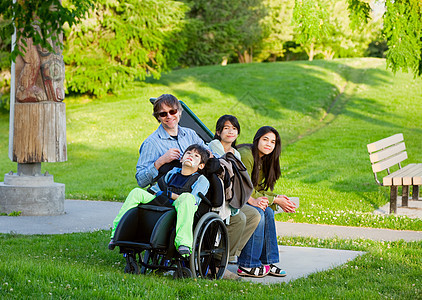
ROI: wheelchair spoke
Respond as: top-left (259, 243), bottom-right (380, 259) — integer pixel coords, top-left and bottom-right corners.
top-left (190, 213), bottom-right (229, 279)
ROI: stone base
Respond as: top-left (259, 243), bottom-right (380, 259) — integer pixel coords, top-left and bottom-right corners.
top-left (0, 173), bottom-right (64, 216)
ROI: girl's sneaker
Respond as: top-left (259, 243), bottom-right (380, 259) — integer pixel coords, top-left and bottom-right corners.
top-left (268, 264), bottom-right (287, 277)
top-left (237, 265), bottom-right (270, 278)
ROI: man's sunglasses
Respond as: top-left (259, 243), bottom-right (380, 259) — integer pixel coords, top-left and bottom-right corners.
top-left (157, 109), bottom-right (178, 118)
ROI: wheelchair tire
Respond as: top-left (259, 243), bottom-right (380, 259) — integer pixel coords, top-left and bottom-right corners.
top-left (124, 253), bottom-right (140, 275)
top-left (173, 267), bottom-right (193, 279)
top-left (190, 212), bottom-right (229, 279)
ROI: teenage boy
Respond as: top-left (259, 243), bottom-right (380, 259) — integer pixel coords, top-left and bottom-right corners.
top-left (111, 144), bottom-right (210, 256)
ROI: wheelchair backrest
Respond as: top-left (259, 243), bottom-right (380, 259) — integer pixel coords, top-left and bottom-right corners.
top-left (150, 98), bottom-right (213, 143)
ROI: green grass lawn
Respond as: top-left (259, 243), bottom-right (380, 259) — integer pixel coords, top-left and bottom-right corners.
top-left (1, 57), bottom-right (421, 230)
top-left (1, 58), bottom-right (422, 298)
top-left (0, 231), bottom-right (420, 299)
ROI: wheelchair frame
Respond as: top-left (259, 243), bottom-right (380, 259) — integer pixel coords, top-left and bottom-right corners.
top-left (112, 202), bottom-right (229, 279)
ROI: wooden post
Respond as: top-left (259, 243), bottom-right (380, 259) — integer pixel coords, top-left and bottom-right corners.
top-left (401, 185), bottom-right (409, 207)
top-left (390, 186), bottom-right (397, 214)
top-left (0, 0), bottom-right (67, 215)
top-left (413, 185), bottom-right (420, 201)
top-left (12, 102), bottom-right (66, 163)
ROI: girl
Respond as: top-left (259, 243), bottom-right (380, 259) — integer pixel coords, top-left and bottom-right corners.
top-left (208, 115), bottom-right (261, 267)
top-left (208, 114), bottom-right (241, 159)
top-left (237, 126), bottom-right (296, 278)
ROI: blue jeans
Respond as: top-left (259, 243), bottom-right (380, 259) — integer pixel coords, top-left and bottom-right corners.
top-left (237, 204), bottom-right (279, 268)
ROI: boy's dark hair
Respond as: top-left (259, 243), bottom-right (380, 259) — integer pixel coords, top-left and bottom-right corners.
top-left (184, 144), bottom-right (210, 165)
top-left (152, 94), bottom-right (183, 122)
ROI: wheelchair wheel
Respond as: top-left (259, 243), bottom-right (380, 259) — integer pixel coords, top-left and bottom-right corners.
top-left (173, 267), bottom-right (193, 279)
top-left (124, 253), bottom-right (140, 274)
top-left (190, 212), bottom-right (229, 279)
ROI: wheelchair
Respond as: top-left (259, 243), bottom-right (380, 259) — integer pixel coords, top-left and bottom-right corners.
top-left (109, 159), bottom-right (229, 280)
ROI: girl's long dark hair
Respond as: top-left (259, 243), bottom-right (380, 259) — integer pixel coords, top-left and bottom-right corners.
top-left (246, 126), bottom-right (281, 191)
top-left (213, 115), bottom-right (241, 148)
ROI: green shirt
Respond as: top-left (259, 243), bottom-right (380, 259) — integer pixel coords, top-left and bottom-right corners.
top-left (238, 146), bottom-right (278, 209)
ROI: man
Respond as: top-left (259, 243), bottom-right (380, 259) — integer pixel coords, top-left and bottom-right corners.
top-left (135, 94), bottom-right (209, 188)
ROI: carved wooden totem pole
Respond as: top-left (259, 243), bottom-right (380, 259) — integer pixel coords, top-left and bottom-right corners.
top-left (0, 2), bottom-right (67, 215)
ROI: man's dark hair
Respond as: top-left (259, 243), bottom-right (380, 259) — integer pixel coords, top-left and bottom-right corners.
top-left (184, 144), bottom-right (210, 165)
top-left (152, 94), bottom-right (183, 122)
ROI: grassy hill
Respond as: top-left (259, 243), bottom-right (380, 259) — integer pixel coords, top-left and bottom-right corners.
top-left (1, 58), bottom-right (421, 299)
top-left (0, 57), bottom-right (421, 230)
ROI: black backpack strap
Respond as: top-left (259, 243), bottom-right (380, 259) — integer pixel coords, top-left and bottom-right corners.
top-left (157, 175), bottom-right (168, 192)
top-left (184, 173), bottom-right (201, 191)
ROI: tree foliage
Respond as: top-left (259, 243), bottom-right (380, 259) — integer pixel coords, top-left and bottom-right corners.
top-left (383, 0), bottom-right (422, 76)
top-left (64, 0), bottom-right (188, 96)
top-left (180, 0), bottom-right (267, 66)
top-left (256, 0), bottom-right (295, 62)
top-left (292, 0), bottom-right (333, 60)
top-left (347, 0), bottom-right (371, 30)
top-left (0, 0), bottom-right (92, 61)
top-left (1, 0), bottom-right (421, 101)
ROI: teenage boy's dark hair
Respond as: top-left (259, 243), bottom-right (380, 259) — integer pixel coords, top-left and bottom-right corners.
top-left (184, 144), bottom-right (210, 165)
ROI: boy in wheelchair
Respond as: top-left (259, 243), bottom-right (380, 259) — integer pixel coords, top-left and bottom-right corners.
top-left (110, 144), bottom-right (210, 256)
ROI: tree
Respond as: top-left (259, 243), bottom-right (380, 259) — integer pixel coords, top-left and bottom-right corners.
top-left (63, 0), bottom-right (188, 96)
top-left (256, 0), bottom-right (295, 62)
top-left (0, 0), bottom-right (92, 61)
top-left (180, 0), bottom-right (267, 66)
top-left (383, 0), bottom-right (422, 76)
top-left (292, 0), bottom-right (333, 61)
top-left (348, 0), bottom-right (422, 78)
top-left (318, 1), bottom-right (381, 60)
top-left (0, 0), bottom-right (92, 108)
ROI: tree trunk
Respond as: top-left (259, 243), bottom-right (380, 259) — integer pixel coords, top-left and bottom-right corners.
top-left (309, 43), bottom-right (314, 61)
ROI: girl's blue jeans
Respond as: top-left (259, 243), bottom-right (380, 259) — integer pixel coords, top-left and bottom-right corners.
top-left (237, 204), bottom-right (280, 268)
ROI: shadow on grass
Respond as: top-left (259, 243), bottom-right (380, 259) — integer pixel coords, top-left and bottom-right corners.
top-left (146, 59), bottom-right (414, 138)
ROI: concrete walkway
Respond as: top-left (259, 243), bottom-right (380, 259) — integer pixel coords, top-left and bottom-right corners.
top-left (0, 199), bottom-right (420, 284)
top-left (0, 200), bottom-right (121, 235)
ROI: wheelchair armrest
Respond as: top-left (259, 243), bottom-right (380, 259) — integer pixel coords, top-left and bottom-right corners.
top-left (198, 192), bottom-right (212, 207)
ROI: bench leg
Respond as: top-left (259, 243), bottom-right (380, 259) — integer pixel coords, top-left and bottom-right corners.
top-left (390, 186), bottom-right (398, 214)
top-left (402, 186), bottom-right (409, 207)
top-left (412, 185), bottom-right (420, 201)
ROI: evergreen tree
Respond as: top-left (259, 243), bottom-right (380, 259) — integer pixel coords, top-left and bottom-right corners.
top-left (180, 0), bottom-right (267, 66)
top-left (64, 0), bottom-right (188, 96)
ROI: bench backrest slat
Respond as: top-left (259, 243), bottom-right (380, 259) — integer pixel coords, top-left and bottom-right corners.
top-left (367, 133), bottom-right (403, 153)
top-left (371, 151), bottom-right (408, 173)
top-left (369, 142), bottom-right (406, 163)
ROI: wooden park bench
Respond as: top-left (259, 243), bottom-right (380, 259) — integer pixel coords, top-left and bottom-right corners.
top-left (367, 133), bottom-right (422, 213)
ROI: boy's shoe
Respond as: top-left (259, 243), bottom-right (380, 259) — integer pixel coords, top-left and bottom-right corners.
top-left (108, 239), bottom-right (115, 250)
top-left (177, 245), bottom-right (190, 256)
top-left (268, 264), bottom-right (287, 277)
top-left (228, 255), bottom-right (238, 264)
top-left (237, 265), bottom-right (270, 278)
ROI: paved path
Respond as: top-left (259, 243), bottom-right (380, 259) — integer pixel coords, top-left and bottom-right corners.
top-left (0, 200), bottom-right (121, 235)
top-left (275, 221), bottom-right (422, 242)
top-left (0, 199), bottom-right (420, 284)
